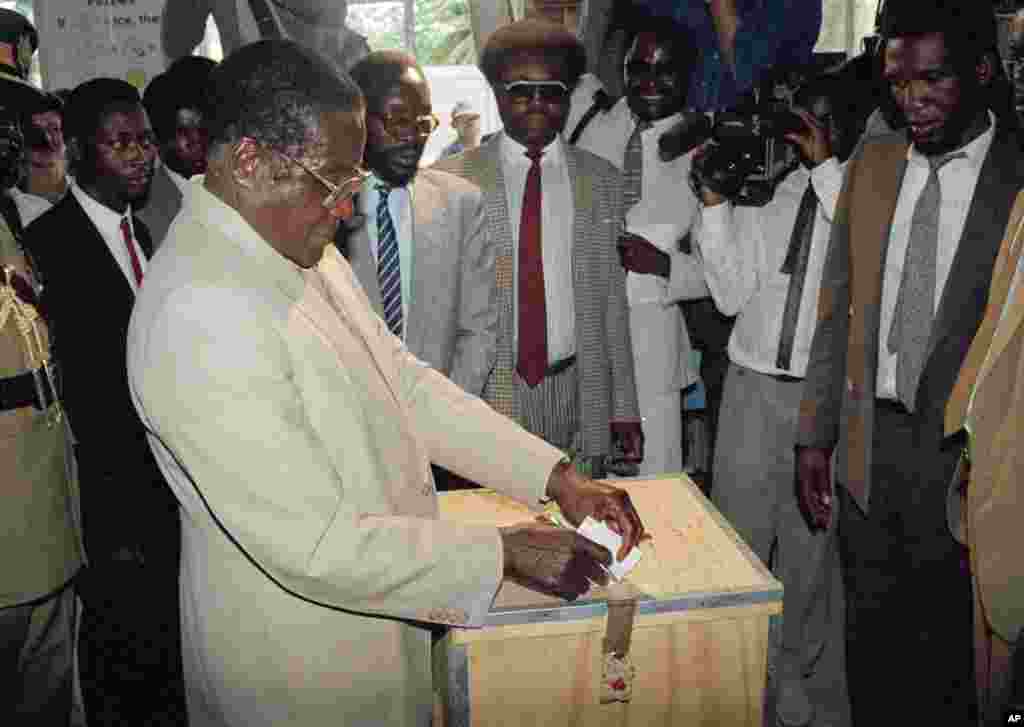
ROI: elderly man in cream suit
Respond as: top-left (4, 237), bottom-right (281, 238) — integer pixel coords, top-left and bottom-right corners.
top-left (126, 40), bottom-right (643, 727)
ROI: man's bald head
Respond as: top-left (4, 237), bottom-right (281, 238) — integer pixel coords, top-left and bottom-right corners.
top-left (349, 50), bottom-right (427, 112)
top-left (349, 50), bottom-right (434, 186)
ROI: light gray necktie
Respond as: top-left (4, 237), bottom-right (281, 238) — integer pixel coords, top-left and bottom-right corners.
top-left (888, 152), bottom-right (965, 411)
top-left (622, 119), bottom-right (651, 211)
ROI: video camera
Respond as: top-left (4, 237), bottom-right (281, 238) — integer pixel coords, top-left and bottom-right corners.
top-left (662, 102), bottom-right (803, 206)
top-left (658, 56), bottom-right (847, 206)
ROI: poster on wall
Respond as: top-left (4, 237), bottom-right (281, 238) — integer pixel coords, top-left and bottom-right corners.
top-left (32, 0), bottom-right (370, 92)
top-left (34, 0), bottom-right (166, 91)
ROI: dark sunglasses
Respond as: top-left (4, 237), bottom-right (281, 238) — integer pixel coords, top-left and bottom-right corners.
top-left (501, 80), bottom-right (570, 103)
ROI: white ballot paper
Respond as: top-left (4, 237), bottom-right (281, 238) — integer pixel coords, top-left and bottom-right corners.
top-left (577, 516), bottom-right (643, 582)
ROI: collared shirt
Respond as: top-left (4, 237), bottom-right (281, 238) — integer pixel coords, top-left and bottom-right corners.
top-left (877, 114), bottom-right (997, 400)
top-left (71, 182), bottom-right (147, 295)
top-left (500, 133), bottom-right (575, 364)
top-left (575, 98), bottom-right (706, 306)
top-left (698, 159), bottom-right (844, 378)
top-left (9, 177), bottom-right (72, 227)
top-left (358, 173), bottom-right (414, 330)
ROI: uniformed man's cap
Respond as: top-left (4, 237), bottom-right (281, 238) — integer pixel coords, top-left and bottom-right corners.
top-left (0, 9), bottom-right (37, 52)
top-left (0, 9), bottom-right (37, 81)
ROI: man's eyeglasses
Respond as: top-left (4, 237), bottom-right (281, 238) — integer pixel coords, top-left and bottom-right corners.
top-left (370, 111), bottom-right (440, 139)
top-left (270, 146), bottom-right (370, 218)
top-left (97, 133), bottom-right (158, 159)
top-left (500, 80), bottom-right (570, 103)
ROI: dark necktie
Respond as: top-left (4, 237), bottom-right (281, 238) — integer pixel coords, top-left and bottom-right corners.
top-left (121, 216), bottom-right (143, 286)
top-left (775, 182), bottom-right (818, 372)
top-left (376, 184), bottom-right (403, 338)
top-left (888, 152), bottom-right (965, 411)
top-left (622, 120), bottom-right (651, 212)
top-left (517, 149), bottom-right (546, 388)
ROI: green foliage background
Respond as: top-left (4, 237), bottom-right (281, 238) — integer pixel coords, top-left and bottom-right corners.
top-left (361, 0), bottom-right (474, 66)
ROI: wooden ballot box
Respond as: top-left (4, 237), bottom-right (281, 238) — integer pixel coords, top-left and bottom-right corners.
top-left (434, 475), bottom-right (782, 727)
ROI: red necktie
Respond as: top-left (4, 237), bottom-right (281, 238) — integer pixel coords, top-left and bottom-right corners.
top-left (121, 217), bottom-right (144, 286)
top-left (517, 150), bottom-right (546, 388)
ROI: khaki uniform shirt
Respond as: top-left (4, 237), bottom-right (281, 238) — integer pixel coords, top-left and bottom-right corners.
top-left (0, 215), bottom-right (83, 607)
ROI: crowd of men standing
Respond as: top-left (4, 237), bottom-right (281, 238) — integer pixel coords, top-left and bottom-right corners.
top-left (2, 1), bottom-right (1024, 726)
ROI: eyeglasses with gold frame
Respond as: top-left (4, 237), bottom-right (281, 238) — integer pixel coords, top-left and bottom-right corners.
top-left (268, 145), bottom-right (370, 218)
top-left (369, 110), bottom-right (441, 139)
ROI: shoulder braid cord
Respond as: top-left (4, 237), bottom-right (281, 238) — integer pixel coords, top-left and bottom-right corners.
top-left (1, 265), bottom-right (62, 425)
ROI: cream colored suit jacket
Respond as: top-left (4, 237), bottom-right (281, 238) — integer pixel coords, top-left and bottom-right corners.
top-left (126, 181), bottom-right (563, 727)
top-left (946, 190), bottom-right (1024, 644)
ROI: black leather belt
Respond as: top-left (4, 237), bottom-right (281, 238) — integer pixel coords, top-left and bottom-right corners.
top-left (0, 367), bottom-right (56, 412)
top-left (875, 398), bottom-right (910, 415)
top-left (545, 355), bottom-right (577, 377)
top-left (770, 373), bottom-right (802, 384)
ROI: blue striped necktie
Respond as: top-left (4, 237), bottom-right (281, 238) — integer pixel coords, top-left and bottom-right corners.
top-left (376, 184), bottom-right (403, 337)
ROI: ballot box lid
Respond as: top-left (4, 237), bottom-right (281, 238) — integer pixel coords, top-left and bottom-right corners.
top-left (437, 475), bottom-right (783, 628)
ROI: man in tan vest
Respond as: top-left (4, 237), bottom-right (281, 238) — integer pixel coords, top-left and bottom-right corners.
top-left (0, 16), bottom-right (85, 720)
top-left (946, 190), bottom-right (1024, 725)
top-left (795, 2), bottom-right (1024, 724)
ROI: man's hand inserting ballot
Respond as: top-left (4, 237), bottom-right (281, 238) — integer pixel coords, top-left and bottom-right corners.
top-left (499, 524), bottom-right (611, 601)
top-left (544, 461), bottom-right (646, 560)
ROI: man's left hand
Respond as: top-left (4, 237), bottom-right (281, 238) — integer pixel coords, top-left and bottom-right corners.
top-left (545, 462), bottom-right (646, 560)
top-left (618, 234), bottom-right (671, 278)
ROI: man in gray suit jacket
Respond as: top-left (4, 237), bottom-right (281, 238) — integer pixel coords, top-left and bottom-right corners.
top-left (796, 4), bottom-right (1024, 724)
top-left (436, 19), bottom-right (643, 476)
top-left (343, 50), bottom-right (497, 400)
top-left (139, 60), bottom-right (215, 250)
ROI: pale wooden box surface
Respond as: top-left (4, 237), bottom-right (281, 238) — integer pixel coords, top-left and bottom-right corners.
top-left (435, 475), bottom-right (782, 727)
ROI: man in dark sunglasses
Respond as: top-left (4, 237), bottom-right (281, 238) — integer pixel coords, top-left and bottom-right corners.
top-left (343, 51), bottom-right (499, 479)
top-left (436, 18), bottom-right (644, 477)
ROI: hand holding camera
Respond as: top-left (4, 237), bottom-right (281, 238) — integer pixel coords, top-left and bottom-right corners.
top-left (691, 104), bottom-right (829, 206)
top-left (783, 107), bottom-right (832, 167)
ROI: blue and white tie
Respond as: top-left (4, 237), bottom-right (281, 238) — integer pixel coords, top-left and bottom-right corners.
top-left (376, 184), bottom-right (403, 338)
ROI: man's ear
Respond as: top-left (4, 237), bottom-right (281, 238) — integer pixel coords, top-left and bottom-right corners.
top-left (230, 136), bottom-right (268, 191)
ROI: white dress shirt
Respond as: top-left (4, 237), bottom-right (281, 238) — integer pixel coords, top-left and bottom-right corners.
top-left (877, 114), bottom-right (996, 400)
top-left (71, 182), bottom-right (147, 295)
top-left (358, 174), bottom-right (414, 330)
top-left (9, 177), bottom-right (73, 227)
top-left (500, 133), bottom-right (576, 364)
top-left (575, 98), bottom-right (708, 307)
top-left (698, 159), bottom-right (845, 378)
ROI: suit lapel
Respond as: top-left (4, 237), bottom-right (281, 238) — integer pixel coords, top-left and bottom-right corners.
top-left (979, 226), bottom-right (1024, 389)
top-left (406, 174), bottom-right (446, 359)
top-left (565, 145), bottom-right (588, 335)
top-left (842, 134), bottom-right (908, 507)
top-left (473, 137), bottom-right (517, 421)
top-left (946, 192), bottom-right (1024, 433)
top-left (929, 130), bottom-right (1022, 365)
top-left (133, 215), bottom-right (154, 258)
top-left (65, 194), bottom-right (139, 302)
top-left (346, 203), bottom-right (383, 317)
top-left (848, 135), bottom-right (908, 390)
